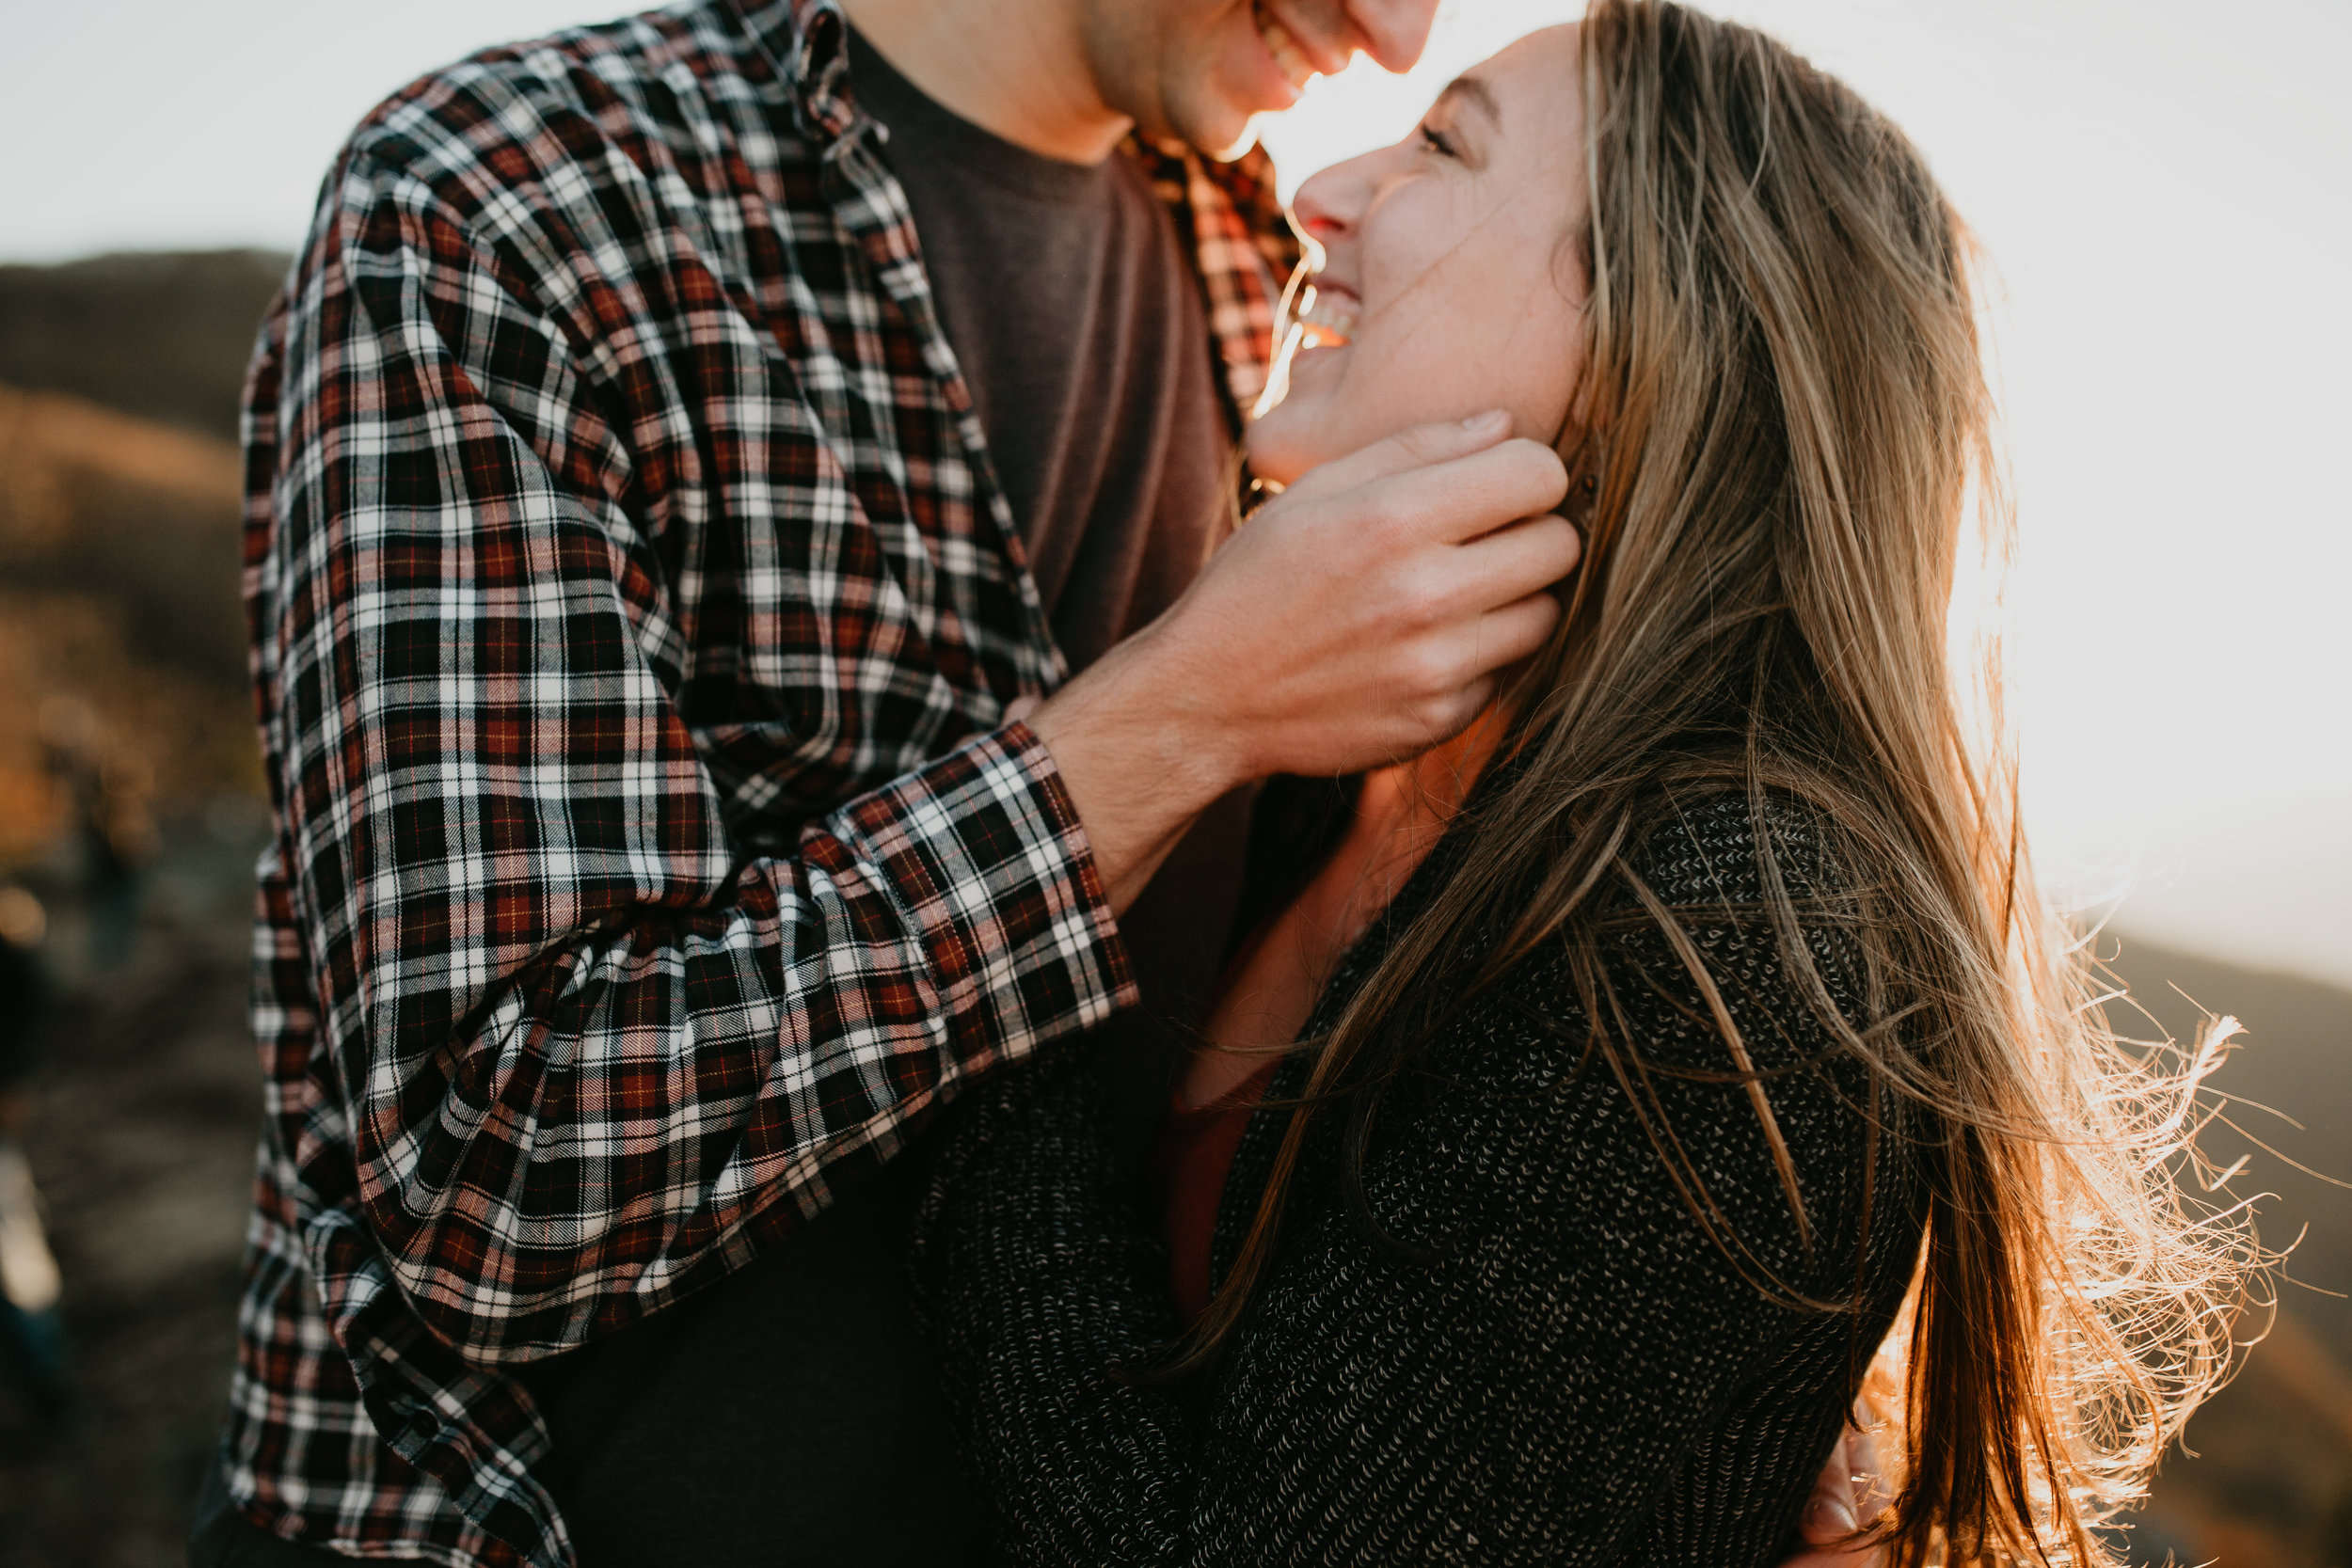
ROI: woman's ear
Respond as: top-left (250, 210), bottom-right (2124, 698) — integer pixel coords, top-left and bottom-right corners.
top-left (1568, 470), bottom-right (1601, 528)
top-left (1552, 423), bottom-right (1601, 525)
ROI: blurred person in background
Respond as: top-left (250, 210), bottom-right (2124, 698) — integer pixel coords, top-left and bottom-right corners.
top-left (80, 751), bottom-right (160, 968)
top-left (192, 0), bottom-right (1880, 1562)
top-left (40, 695), bottom-right (160, 969)
top-left (0, 883), bottom-right (70, 1426)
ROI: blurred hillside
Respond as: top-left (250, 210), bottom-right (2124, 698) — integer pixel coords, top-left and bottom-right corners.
top-left (2103, 937), bottom-right (2352, 1566)
top-left (0, 251), bottom-right (285, 442)
top-left (0, 250), bottom-right (280, 874)
top-left (0, 251), bottom-right (2344, 1565)
top-left (0, 386), bottom-right (255, 838)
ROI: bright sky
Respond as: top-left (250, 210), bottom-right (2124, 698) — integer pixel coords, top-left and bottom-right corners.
top-left (4, 1), bottom-right (2347, 986)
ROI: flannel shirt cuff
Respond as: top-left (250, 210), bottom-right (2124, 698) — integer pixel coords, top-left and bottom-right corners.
top-left (816, 719), bottom-right (1138, 1080)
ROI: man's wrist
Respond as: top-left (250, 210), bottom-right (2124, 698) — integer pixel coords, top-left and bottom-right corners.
top-left (1037, 626), bottom-right (1240, 801)
top-left (1027, 629), bottom-right (1242, 911)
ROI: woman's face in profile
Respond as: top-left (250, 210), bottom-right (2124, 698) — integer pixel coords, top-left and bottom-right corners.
top-left (1247, 24), bottom-right (1590, 486)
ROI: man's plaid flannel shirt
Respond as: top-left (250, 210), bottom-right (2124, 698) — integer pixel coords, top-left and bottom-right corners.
top-left (223, 1), bottom-right (1296, 1560)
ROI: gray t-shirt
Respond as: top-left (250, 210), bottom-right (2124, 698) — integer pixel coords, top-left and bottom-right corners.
top-left (851, 31), bottom-right (1255, 1166)
top-left (850, 29), bottom-right (1233, 672)
top-left (530, 36), bottom-right (1258, 1568)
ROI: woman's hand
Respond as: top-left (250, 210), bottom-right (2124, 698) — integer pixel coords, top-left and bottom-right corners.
top-left (1783, 1422), bottom-right (1888, 1566)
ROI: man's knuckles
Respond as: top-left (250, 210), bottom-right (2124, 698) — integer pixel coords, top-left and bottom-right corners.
top-left (1452, 437), bottom-right (1571, 518)
top-left (1370, 442), bottom-right (1570, 543)
top-left (1365, 413), bottom-right (1516, 475)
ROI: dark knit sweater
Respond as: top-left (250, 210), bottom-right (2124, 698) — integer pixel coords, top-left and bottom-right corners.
top-left (914, 793), bottom-right (1930, 1565)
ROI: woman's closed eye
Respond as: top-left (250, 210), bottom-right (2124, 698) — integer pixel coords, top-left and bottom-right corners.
top-left (1418, 122), bottom-right (1460, 159)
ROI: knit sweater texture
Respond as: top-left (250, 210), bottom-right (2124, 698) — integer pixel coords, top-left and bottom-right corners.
top-left (914, 791), bottom-right (1931, 1565)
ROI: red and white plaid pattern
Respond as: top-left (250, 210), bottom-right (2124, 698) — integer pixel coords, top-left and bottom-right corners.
top-left (223, 2), bottom-right (1294, 1560)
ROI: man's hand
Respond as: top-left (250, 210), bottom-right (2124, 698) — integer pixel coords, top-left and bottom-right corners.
top-left (1031, 410), bottom-right (1577, 910)
top-left (1782, 1422), bottom-right (1888, 1567)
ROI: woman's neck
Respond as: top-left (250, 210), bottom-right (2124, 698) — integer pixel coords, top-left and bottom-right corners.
top-left (1180, 707), bottom-right (1508, 1109)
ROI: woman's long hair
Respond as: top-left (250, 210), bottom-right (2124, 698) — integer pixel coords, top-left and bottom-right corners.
top-left (1171, 4), bottom-right (2256, 1561)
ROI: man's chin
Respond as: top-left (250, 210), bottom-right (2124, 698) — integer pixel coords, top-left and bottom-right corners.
top-left (1156, 86), bottom-right (1266, 162)
top-left (1198, 113), bottom-right (1264, 162)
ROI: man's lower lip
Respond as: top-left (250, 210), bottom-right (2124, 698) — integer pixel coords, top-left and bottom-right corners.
top-left (1246, 2), bottom-right (1309, 109)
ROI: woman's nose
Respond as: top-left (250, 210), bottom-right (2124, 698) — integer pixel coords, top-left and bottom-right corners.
top-left (1291, 161), bottom-right (1365, 245)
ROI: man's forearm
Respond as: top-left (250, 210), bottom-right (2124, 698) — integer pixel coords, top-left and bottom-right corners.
top-left (1028, 621), bottom-right (1241, 913)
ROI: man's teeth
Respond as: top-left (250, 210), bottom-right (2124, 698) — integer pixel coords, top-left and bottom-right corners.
top-left (1254, 3), bottom-right (1319, 92)
top-left (1297, 288), bottom-right (1357, 348)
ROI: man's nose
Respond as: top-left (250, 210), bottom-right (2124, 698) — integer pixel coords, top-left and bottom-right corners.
top-left (1347, 0), bottom-right (1441, 74)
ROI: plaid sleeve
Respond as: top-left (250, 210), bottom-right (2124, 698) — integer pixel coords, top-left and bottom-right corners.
top-left (257, 148), bottom-right (1135, 1371)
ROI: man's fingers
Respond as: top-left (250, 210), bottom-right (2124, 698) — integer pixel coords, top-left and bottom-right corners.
top-left (1799, 1487), bottom-right (1862, 1546)
top-left (1279, 409), bottom-right (1518, 503)
top-left (1448, 514), bottom-right (1581, 608)
top-left (1798, 1426), bottom-right (1861, 1544)
top-left (1427, 593), bottom-right (1563, 689)
top-left (1366, 438), bottom-right (1571, 546)
top-left (1798, 1425), bottom-right (1867, 1544)
top-left (1778, 1545), bottom-right (1881, 1568)
top-left (1478, 594), bottom-right (1565, 670)
top-left (1847, 1419), bottom-right (1887, 1516)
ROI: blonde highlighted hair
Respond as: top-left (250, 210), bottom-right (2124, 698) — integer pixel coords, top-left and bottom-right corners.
top-left (1175, 4), bottom-right (2257, 1560)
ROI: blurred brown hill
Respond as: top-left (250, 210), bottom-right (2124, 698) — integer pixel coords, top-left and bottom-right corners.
top-left (0, 383), bottom-right (257, 863)
top-left (0, 249), bottom-right (286, 441)
top-left (0, 250), bottom-right (283, 863)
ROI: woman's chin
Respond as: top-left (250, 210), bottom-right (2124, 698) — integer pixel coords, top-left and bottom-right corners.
top-left (1246, 391), bottom-right (1357, 487)
top-left (1242, 418), bottom-right (1316, 490)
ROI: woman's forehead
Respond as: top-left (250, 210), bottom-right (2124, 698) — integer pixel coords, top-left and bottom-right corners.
top-left (1463, 25), bottom-right (1586, 188)
top-left (1454, 25), bottom-right (1582, 153)
top-left (1473, 22), bottom-right (1581, 93)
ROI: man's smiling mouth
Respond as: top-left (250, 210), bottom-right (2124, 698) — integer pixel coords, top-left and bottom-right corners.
top-left (1253, 1), bottom-right (1322, 93)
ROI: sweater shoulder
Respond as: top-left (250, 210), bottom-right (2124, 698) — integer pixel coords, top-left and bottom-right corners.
top-left (1400, 790), bottom-right (1908, 1279)
top-left (1510, 788), bottom-right (1869, 1079)
top-left (1622, 787), bottom-right (1843, 912)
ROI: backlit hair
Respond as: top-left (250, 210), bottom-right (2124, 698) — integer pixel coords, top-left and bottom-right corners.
top-left (1174, 6), bottom-right (2258, 1561)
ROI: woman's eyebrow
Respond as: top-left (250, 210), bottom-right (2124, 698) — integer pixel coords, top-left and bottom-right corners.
top-left (1434, 76), bottom-right (1502, 129)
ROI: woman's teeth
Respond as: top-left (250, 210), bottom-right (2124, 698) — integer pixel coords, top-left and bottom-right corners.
top-left (1254, 2), bottom-right (1319, 93)
top-left (1297, 286), bottom-right (1357, 348)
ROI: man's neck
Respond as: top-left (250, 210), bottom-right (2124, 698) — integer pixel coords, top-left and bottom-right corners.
top-left (840, 0), bottom-right (1133, 166)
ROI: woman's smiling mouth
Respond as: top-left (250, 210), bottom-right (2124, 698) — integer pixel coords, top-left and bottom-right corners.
top-left (1296, 282), bottom-right (1359, 349)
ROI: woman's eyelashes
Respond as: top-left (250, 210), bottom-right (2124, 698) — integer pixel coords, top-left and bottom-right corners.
top-left (1419, 122), bottom-right (1460, 159)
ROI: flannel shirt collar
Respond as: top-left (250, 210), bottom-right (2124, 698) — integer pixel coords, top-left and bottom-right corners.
top-left (730, 0), bottom-right (857, 140)
top-left (731, 0), bottom-right (1298, 420)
